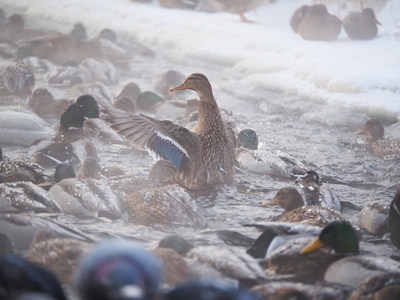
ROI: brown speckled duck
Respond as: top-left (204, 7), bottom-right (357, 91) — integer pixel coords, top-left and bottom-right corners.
top-left (343, 8), bottom-right (381, 40)
top-left (290, 5), bottom-right (341, 41)
top-left (0, 65), bottom-right (35, 99)
top-left (104, 73), bottom-right (236, 188)
top-left (209, 0), bottom-right (265, 23)
top-left (355, 119), bottom-right (400, 158)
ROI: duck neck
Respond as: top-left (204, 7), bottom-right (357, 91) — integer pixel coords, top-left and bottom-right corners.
top-left (196, 93), bottom-right (224, 134)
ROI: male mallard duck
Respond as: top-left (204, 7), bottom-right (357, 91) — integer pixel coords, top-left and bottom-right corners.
top-left (236, 129), bottom-right (307, 178)
top-left (0, 254), bottom-right (67, 300)
top-left (354, 119), bottom-right (400, 158)
top-left (28, 104), bottom-right (98, 168)
top-left (0, 64), bottom-right (35, 99)
top-left (113, 82), bottom-right (141, 112)
top-left (295, 170), bottom-right (341, 211)
top-left (104, 73), bottom-right (236, 188)
top-left (343, 8), bottom-right (381, 40)
top-left (389, 187), bottom-right (400, 249)
top-left (76, 239), bottom-right (163, 300)
top-left (290, 5), bottom-right (341, 41)
top-left (209, 0), bottom-right (265, 23)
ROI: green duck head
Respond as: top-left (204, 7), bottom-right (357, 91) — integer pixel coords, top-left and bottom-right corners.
top-left (54, 163), bottom-right (75, 183)
top-left (300, 221), bottom-right (359, 255)
top-left (76, 95), bottom-right (100, 118)
top-left (60, 104), bottom-right (85, 130)
top-left (237, 129), bottom-right (258, 150)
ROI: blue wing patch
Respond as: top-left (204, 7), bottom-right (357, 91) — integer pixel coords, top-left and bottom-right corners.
top-left (151, 138), bottom-right (185, 169)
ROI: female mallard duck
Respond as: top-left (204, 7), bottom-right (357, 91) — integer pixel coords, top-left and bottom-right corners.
top-left (209, 0), bottom-right (265, 23)
top-left (290, 5), bottom-right (341, 41)
top-left (28, 88), bottom-right (74, 120)
top-left (389, 187), bottom-right (400, 249)
top-left (343, 8), bottom-right (381, 40)
top-left (0, 64), bottom-right (35, 100)
top-left (261, 187), bottom-right (304, 211)
top-left (104, 73), bottom-right (236, 188)
top-left (354, 119), bottom-right (400, 158)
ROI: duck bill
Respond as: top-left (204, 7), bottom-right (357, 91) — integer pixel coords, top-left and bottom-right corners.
top-left (169, 83), bottom-right (186, 92)
top-left (299, 237), bottom-right (325, 254)
top-left (354, 128), bottom-right (366, 135)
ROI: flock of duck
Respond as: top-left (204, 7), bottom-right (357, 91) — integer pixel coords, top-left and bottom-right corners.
top-left (0, 1), bottom-right (398, 300)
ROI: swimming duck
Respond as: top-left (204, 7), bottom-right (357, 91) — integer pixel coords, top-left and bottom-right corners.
top-left (104, 73), bottom-right (236, 188)
top-left (290, 5), bottom-right (342, 41)
top-left (236, 129), bottom-right (307, 178)
top-left (0, 254), bottom-right (67, 300)
top-left (70, 23), bottom-right (88, 40)
top-left (76, 239), bottom-right (163, 300)
top-left (295, 170), bottom-right (341, 211)
top-left (2, 13), bottom-right (49, 42)
top-left (0, 149), bottom-right (51, 184)
top-left (209, 0), bottom-right (265, 23)
top-left (28, 104), bottom-right (98, 168)
top-left (348, 272), bottom-right (400, 300)
top-left (343, 8), bottom-right (381, 40)
top-left (28, 88), bottom-right (74, 120)
top-left (0, 64), bottom-right (35, 99)
top-left (354, 119), bottom-right (400, 158)
top-left (113, 82), bottom-right (141, 112)
top-left (261, 187), bottom-right (304, 211)
top-left (17, 33), bottom-right (103, 65)
top-left (389, 187), bottom-right (400, 249)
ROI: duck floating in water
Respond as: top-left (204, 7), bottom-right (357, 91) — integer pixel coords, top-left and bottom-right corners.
top-left (290, 5), bottom-right (341, 41)
top-left (0, 64), bottom-right (35, 99)
top-left (343, 8), bottom-right (381, 40)
top-left (209, 0), bottom-right (265, 23)
top-left (354, 119), bottom-right (400, 158)
top-left (104, 73), bottom-right (236, 189)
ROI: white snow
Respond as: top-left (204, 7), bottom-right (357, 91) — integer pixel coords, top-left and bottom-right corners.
top-left (3, 0), bottom-right (400, 117)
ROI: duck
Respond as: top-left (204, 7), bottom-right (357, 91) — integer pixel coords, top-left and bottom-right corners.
top-left (0, 254), bottom-right (67, 300)
top-left (104, 73), bottom-right (236, 189)
top-left (295, 170), bottom-right (341, 211)
top-left (28, 88), bottom-right (74, 120)
top-left (208, 0), bottom-right (265, 23)
top-left (17, 33), bottom-right (103, 65)
top-left (28, 104), bottom-right (98, 168)
top-left (76, 239), bottom-right (163, 300)
top-left (113, 82), bottom-right (141, 112)
top-left (235, 129), bottom-right (307, 178)
top-left (348, 272), bottom-right (400, 300)
top-left (389, 187), bottom-right (400, 249)
top-left (0, 64), bottom-right (35, 99)
top-left (1, 13), bottom-right (50, 42)
top-left (261, 187), bottom-right (304, 211)
top-left (354, 119), bottom-right (400, 158)
top-left (158, 0), bottom-right (198, 10)
top-left (0, 148), bottom-right (51, 184)
top-left (343, 8), bottom-right (381, 40)
top-left (290, 5), bottom-right (342, 41)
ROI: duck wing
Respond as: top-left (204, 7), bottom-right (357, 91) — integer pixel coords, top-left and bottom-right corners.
top-left (104, 107), bottom-right (201, 186)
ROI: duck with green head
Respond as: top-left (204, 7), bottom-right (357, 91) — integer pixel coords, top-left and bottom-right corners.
top-left (104, 73), bottom-right (236, 188)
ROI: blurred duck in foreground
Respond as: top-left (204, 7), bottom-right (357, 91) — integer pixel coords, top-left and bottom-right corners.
top-left (208, 0), bottom-right (266, 23)
top-left (76, 239), bottom-right (162, 300)
top-left (355, 119), bottom-right (400, 158)
top-left (290, 4), bottom-right (341, 41)
top-left (0, 254), bottom-right (67, 300)
top-left (104, 73), bottom-right (237, 189)
top-left (343, 8), bottom-right (381, 40)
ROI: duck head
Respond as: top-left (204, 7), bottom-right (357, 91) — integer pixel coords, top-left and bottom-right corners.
top-left (237, 129), bottom-right (259, 150)
top-left (76, 95), bottom-right (99, 118)
top-left (355, 119), bottom-right (384, 141)
top-left (364, 8), bottom-right (381, 25)
top-left (300, 221), bottom-right (359, 255)
top-left (60, 105), bottom-right (85, 130)
top-left (169, 73), bottom-right (213, 99)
